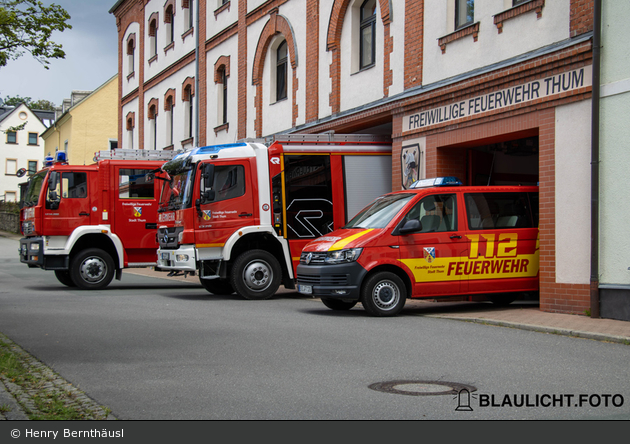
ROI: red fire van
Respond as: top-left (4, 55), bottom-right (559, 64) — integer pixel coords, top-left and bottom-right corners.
top-left (296, 177), bottom-right (539, 316)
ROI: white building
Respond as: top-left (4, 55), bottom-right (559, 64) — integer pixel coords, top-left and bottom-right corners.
top-left (0, 103), bottom-right (53, 202)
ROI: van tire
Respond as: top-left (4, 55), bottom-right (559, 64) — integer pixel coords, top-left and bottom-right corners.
top-left (361, 271), bottom-right (406, 317)
top-left (70, 248), bottom-right (115, 290)
top-left (199, 277), bottom-right (234, 295)
top-left (231, 249), bottom-right (281, 300)
top-left (54, 270), bottom-right (76, 287)
top-left (321, 298), bottom-right (357, 311)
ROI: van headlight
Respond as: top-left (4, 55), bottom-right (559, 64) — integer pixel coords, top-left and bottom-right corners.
top-left (325, 248), bottom-right (363, 264)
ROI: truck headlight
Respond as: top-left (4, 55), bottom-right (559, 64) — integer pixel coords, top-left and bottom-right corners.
top-left (325, 248), bottom-right (363, 264)
top-left (30, 244), bottom-right (39, 251)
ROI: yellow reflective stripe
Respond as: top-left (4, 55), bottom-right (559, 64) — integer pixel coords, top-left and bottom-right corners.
top-left (329, 229), bottom-right (373, 251)
top-left (196, 243), bottom-right (225, 248)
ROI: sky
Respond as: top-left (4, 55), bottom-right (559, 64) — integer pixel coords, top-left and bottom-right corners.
top-left (0, 0), bottom-right (119, 108)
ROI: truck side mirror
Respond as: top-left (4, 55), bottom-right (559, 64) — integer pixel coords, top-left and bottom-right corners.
top-left (16, 168), bottom-right (27, 178)
top-left (398, 219), bottom-right (422, 235)
top-left (203, 163), bottom-right (215, 189)
top-left (46, 172), bottom-right (60, 210)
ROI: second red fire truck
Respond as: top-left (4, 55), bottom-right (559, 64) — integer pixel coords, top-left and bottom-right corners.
top-left (156, 134), bottom-right (393, 300)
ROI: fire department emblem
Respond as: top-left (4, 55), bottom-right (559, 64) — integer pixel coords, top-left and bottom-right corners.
top-left (203, 210), bottom-right (212, 221)
top-left (423, 247), bottom-right (436, 263)
top-left (133, 207), bottom-right (142, 217)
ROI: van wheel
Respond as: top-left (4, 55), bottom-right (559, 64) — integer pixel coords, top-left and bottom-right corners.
top-left (321, 298), bottom-right (357, 311)
top-left (488, 294), bottom-right (518, 306)
top-left (54, 270), bottom-right (76, 287)
top-left (361, 272), bottom-right (406, 317)
top-left (231, 249), bottom-right (281, 300)
top-left (199, 277), bottom-right (234, 295)
top-left (70, 248), bottom-right (115, 290)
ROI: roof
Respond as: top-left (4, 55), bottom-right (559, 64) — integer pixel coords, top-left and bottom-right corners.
top-left (0, 103), bottom-right (52, 128)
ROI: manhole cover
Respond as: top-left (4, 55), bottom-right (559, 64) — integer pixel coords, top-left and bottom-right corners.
top-left (369, 380), bottom-right (477, 396)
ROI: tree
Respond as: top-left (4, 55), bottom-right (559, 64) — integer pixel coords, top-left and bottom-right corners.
top-left (0, 0), bottom-right (72, 69)
top-left (3, 95), bottom-right (56, 110)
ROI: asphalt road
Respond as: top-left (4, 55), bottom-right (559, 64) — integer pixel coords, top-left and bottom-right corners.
top-left (1, 236), bottom-right (629, 420)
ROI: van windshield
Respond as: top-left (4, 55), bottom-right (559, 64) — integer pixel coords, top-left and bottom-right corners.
top-left (344, 193), bottom-right (414, 229)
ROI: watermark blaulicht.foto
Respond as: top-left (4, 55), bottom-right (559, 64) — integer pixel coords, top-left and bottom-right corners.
top-left (454, 389), bottom-right (624, 411)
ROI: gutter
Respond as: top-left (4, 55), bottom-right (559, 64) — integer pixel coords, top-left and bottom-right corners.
top-left (590, 0), bottom-right (602, 318)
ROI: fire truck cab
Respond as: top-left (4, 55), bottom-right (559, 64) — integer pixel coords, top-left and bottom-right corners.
top-left (297, 177), bottom-right (539, 316)
top-left (19, 149), bottom-right (175, 289)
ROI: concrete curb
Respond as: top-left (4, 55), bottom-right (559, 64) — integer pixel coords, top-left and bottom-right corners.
top-left (428, 315), bottom-right (630, 345)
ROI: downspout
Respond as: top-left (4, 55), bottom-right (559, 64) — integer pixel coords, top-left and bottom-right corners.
top-left (194, 0), bottom-right (200, 145)
top-left (590, 0), bottom-right (602, 318)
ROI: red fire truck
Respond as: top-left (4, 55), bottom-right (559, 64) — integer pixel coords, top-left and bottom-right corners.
top-left (19, 149), bottom-right (176, 289)
top-left (156, 134), bottom-right (392, 300)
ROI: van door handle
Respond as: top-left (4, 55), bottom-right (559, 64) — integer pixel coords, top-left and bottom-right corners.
top-left (239, 213), bottom-right (253, 217)
top-left (79, 212), bottom-right (90, 216)
top-left (450, 235), bottom-right (462, 239)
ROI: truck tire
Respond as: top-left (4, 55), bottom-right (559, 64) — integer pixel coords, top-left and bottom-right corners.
top-left (360, 271), bottom-right (406, 317)
top-left (199, 277), bottom-right (234, 295)
top-left (321, 298), bottom-right (357, 311)
top-left (230, 249), bottom-right (281, 300)
top-left (54, 270), bottom-right (76, 287)
top-left (70, 248), bottom-right (115, 290)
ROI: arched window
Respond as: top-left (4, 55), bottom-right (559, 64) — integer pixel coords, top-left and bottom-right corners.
top-left (184, 84), bottom-right (194, 139)
top-left (126, 36), bottom-right (135, 76)
top-left (149, 17), bottom-right (158, 58)
top-left (455, 0), bottom-right (474, 30)
top-left (148, 104), bottom-right (158, 150)
top-left (276, 40), bottom-right (288, 102)
top-left (165, 94), bottom-right (174, 147)
top-left (359, 0), bottom-right (376, 70)
top-left (220, 67), bottom-right (228, 125)
top-left (165, 5), bottom-right (174, 45)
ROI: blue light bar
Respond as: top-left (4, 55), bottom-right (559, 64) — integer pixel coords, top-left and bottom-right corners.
top-left (192, 143), bottom-right (247, 156)
top-left (55, 151), bottom-right (67, 163)
top-left (409, 176), bottom-right (462, 189)
top-left (44, 156), bottom-right (54, 167)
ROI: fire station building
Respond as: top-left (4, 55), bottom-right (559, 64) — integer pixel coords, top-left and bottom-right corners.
top-left (110, 1), bottom-right (628, 320)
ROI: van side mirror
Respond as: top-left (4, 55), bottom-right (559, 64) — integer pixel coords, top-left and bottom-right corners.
top-left (398, 219), bottom-right (422, 235)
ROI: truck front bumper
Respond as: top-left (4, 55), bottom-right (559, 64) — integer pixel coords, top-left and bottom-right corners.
top-left (156, 245), bottom-right (197, 272)
top-left (19, 237), bottom-right (68, 270)
top-left (296, 262), bottom-right (367, 301)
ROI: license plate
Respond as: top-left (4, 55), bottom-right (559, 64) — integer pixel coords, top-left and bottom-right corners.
top-left (161, 253), bottom-right (170, 260)
top-left (298, 284), bottom-right (312, 295)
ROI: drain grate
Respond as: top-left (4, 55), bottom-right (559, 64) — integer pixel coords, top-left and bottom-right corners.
top-left (369, 380), bottom-right (477, 396)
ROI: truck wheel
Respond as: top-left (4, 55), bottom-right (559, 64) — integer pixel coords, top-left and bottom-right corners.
top-left (231, 249), bottom-right (281, 300)
top-left (70, 248), bottom-right (115, 290)
top-left (321, 298), bottom-right (357, 311)
top-left (199, 277), bottom-right (234, 295)
top-left (360, 271), bottom-right (406, 317)
top-left (54, 270), bottom-right (76, 287)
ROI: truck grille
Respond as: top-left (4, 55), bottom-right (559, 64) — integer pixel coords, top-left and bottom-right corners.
top-left (297, 274), bottom-right (349, 286)
top-left (22, 221), bottom-right (34, 236)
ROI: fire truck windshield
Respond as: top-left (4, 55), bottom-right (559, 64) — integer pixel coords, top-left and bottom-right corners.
top-left (344, 193), bottom-right (414, 229)
top-left (22, 170), bottom-right (47, 208)
top-left (159, 159), bottom-right (195, 212)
